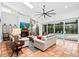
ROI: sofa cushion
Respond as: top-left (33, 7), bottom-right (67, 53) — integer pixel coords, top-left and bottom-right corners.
top-left (42, 36), bottom-right (47, 41)
top-left (46, 34), bottom-right (55, 40)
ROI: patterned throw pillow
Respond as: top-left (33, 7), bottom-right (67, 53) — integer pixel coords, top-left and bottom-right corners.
top-left (37, 36), bottom-right (42, 40)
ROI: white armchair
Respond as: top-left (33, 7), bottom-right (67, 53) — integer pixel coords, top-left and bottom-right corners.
top-left (10, 28), bottom-right (21, 42)
top-left (33, 34), bottom-right (56, 51)
top-left (10, 28), bottom-right (29, 47)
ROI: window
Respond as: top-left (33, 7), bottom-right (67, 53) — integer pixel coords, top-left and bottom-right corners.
top-left (55, 22), bottom-right (63, 33)
top-left (48, 24), bottom-right (54, 34)
top-left (42, 24), bottom-right (54, 35)
top-left (36, 25), bottom-right (39, 35)
top-left (65, 20), bottom-right (78, 34)
top-left (42, 25), bottom-right (47, 35)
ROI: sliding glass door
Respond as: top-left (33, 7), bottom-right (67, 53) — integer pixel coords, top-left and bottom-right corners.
top-left (55, 22), bottom-right (63, 33)
top-left (48, 24), bottom-right (54, 34)
top-left (65, 20), bottom-right (78, 34)
top-left (42, 25), bottom-right (47, 35)
top-left (42, 24), bottom-right (54, 35)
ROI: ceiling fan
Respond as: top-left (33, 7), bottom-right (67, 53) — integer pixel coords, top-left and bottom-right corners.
top-left (36, 5), bottom-right (56, 18)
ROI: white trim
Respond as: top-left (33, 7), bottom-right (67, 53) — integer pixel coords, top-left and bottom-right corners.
top-left (47, 24), bottom-right (48, 34)
top-left (54, 24), bottom-right (55, 33)
top-left (63, 21), bottom-right (65, 34)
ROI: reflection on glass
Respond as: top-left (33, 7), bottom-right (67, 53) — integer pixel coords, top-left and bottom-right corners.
top-left (36, 25), bottom-right (39, 35)
top-left (55, 22), bottom-right (63, 33)
top-left (48, 24), bottom-right (54, 34)
top-left (65, 20), bottom-right (78, 34)
top-left (42, 25), bottom-right (47, 35)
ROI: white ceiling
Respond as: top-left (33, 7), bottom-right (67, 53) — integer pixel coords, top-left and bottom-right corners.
top-left (2, 2), bottom-right (79, 23)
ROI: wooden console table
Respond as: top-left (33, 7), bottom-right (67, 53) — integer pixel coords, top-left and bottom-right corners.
top-left (3, 33), bottom-right (9, 41)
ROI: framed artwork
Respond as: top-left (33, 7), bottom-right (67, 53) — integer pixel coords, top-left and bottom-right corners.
top-left (20, 22), bottom-right (30, 30)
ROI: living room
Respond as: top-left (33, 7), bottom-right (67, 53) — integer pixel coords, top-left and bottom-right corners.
top-left (0, 1), bottom-right (79, 57)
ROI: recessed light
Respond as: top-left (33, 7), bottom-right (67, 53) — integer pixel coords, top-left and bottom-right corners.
top-left (64, 5), bottom-right (68, 8)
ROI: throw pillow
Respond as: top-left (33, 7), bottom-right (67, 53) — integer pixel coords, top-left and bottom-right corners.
top-left (37, 36), bottom-right (42, 40)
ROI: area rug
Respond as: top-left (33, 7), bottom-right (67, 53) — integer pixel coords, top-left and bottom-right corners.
top-left (28, 41), bottom-right (39, 52)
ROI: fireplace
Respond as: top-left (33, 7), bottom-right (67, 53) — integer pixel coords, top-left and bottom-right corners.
top-left (21, 29), bottom-right (29, 37)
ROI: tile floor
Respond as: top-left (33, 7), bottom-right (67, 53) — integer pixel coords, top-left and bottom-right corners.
top-left (0, 39), bottom-right (79, 57)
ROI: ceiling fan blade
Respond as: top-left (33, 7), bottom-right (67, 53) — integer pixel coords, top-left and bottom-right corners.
top-left (36, 12), bottom-right (42, 14)
top-left (46, 14), bottom-right (52, 17)
top-left (44, 14), bottom-right (45, 18)
top-left (46, 10), bottom-right (54, 13)
top-left (38, 14), bottom-right (43, 18)
top-left (47, 13), bottom-right (56, 15)
top-left (34, 13), bottom-right (42, 16)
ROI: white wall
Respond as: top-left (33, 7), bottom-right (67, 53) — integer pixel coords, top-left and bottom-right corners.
top-left (2, 12), bottom-right (18, 25)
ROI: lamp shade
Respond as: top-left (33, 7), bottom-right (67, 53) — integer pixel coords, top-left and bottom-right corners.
top-left (12, 28), bottom-right (21, 36)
